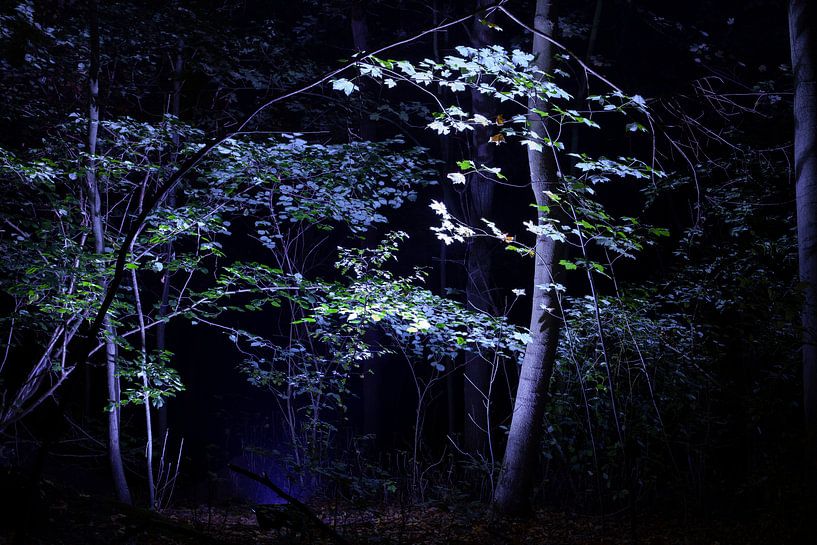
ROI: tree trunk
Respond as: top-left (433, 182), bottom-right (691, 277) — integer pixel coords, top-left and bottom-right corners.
top-left (86, 0), bottom-right (131, 505)
top-left (349, 0), bottom-right (385, 442)
top-left (156, 36), bottom-right (184, 442)
top-left (790, 0), bottom-right (817, 450)
top-left (131, 268), bottom-right (155, 509)
top-left (493, 0), bottom-right (559, 514)
top-left (351, 0), bottom-right (377, 142)
top-left (463, 0), bottom-right (497, 456)
top-left (586, 0), bottom-right (603, 61)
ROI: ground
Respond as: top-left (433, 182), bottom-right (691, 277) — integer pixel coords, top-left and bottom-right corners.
top-left (0, 472), bottom-right (798, 545)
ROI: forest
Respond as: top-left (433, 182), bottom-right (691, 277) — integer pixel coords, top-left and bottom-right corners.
top-left (0, 0), bottom-right (814, 543)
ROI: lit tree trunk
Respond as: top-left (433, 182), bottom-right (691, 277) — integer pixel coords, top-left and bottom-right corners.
top-left (493, 0), bottom-right (559, 514)
top-left (130, 268), bottom-right (155, 509)
top-left (463, 0), bottom-right (497, 455)
top-left (790, 0), bottom-right (817, 451)
top-left (86, 0), bottom-right (131, 505)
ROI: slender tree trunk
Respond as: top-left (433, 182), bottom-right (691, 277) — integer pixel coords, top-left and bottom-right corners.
top-left (351, 0), bottom-right (368, 53)
top-left (463, 0), bottom-right (497, 456)
top-left (791, 2), bottom-right (817, 497)
top-left (349, 0), bottom-right (385, 442)
top-left (155, 251), bottom-right (171, 440)
top-left (86, 0), bottom-right (131, 505)
top-left (351, 0), bottom-right (377, 142)
top-left (430, 0), bottom-right (460, 439)
top-left (586, 0), bottom-right (602, 61)
top-left (493, 0), bottom-right (560, 514)
top-left (156, 36), bottom-right (184, 442)
top-left (131, 268), bottom-right (155, 509)
top-left (440, 137), bottom-right (459, 439)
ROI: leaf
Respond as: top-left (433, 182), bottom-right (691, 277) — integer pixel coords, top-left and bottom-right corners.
top-left (447, 172), bottom-right (467, 184)
top-left (479, 19), bottom-right (503, 31)
top-left (472, 114), bottom-right (491, 126)
top-left (559, 259), bottom-right (578, 271)
top-left (331, 78), bottom-right (359, 95)
top-left (489, 133), bottom-right (506, 145)
top-left (428, 120), bottom-right (450, 135)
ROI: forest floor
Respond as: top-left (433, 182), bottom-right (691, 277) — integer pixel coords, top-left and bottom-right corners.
top-left (0, 474), bottom-right (801, 545)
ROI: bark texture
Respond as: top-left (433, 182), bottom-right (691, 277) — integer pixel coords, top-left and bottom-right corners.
top-left (493, 0), bottom-right (560, 514)
top-left (790, 0), bottom-right (817, 446)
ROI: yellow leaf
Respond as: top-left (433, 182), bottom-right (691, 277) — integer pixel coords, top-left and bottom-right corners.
top-left (496, 114), bottom-right (505, 125)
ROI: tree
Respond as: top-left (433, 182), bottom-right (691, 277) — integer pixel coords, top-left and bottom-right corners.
top-left (155, 33), bottom-right (185, 443)
top-left (493, 0), bottom-right (559, 514)
top-left (790, 0), bottom-right (817, 454)
top-left (85, 0), bottom-right (132, 504)
top-left (463, 0), bottom-right (499, 457)
top-left (2, 1), bottom-right (674, 515)
top-left (0, 3), bottom-right (483, 503)
top-left (352, 3), bottom-right (659, 511)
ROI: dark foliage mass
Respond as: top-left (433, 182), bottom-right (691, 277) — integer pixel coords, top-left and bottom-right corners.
top-left (0, 0), bottom-right (812, 543)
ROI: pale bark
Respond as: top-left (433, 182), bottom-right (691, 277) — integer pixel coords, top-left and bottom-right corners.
top-left (494, 0), bottom-right (560, 514)
top-left (131, 268), bottom-right (155, 509)
top-left (86, 0), bottom-right (131, 504)
top-left (463, 0), bottom-right (498, 455)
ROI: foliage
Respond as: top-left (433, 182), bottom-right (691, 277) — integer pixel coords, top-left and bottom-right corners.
top-left (337, 45), bottom-right (667, 276)
top-left (199, 232), bottom-right (525, 475)
top-left (0, 0), bottom-right (805, 520)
